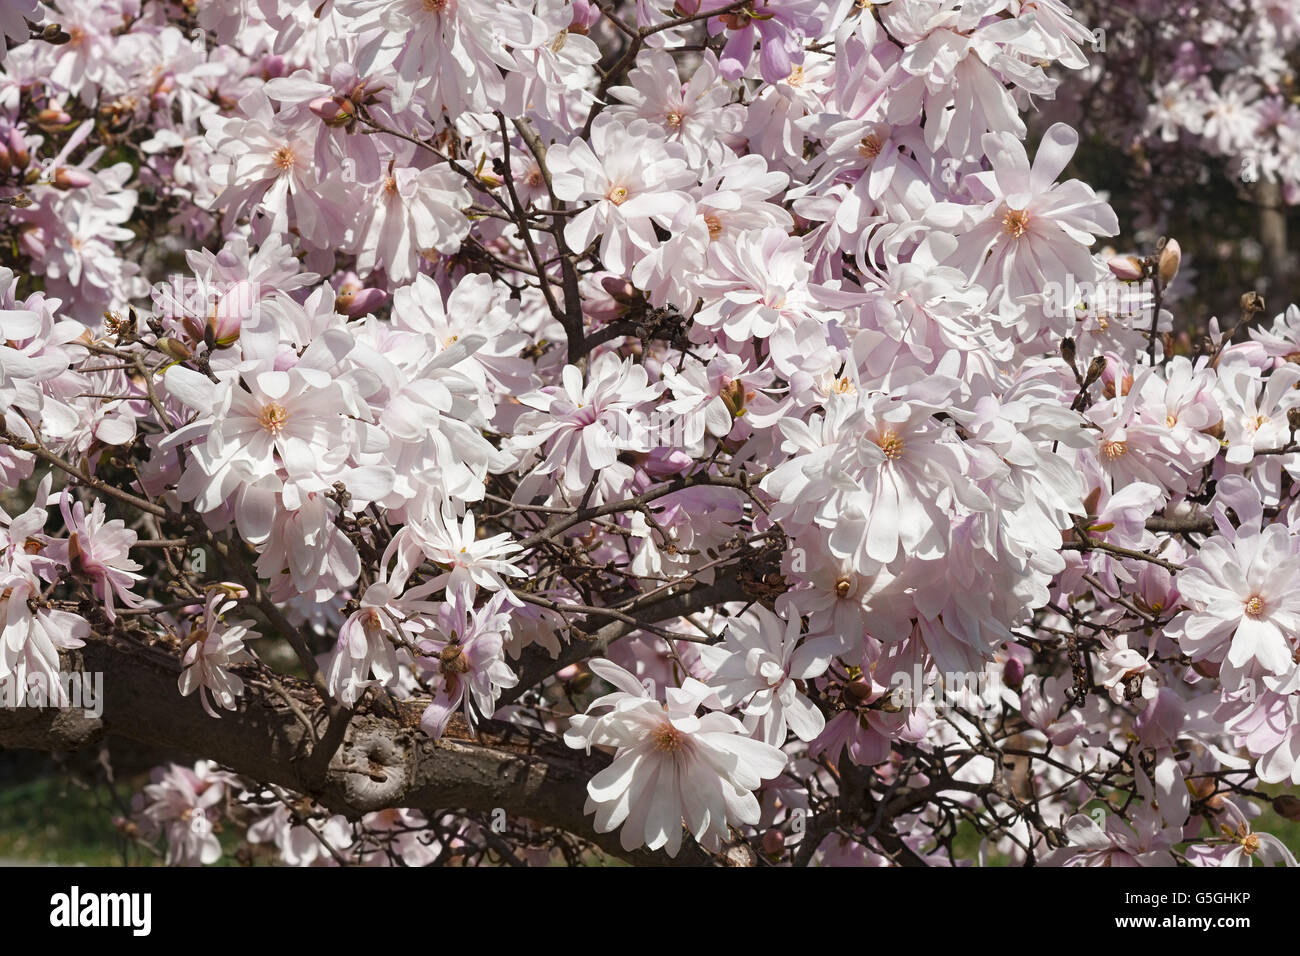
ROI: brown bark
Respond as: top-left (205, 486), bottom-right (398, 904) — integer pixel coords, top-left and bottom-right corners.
top-left (0, 638), bottom-right (727, 866)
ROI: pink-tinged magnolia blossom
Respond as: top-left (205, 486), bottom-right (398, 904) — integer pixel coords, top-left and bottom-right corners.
top-left (136, 761), bottom-right (234, 867)
top-left (564, 658), bottom-right (787, 857)
top-left (339, 0), bottom-right (543, 117)
top-left (1040, 808), bottom-right (1178, 867)
top-left (762, 386), bottom-right (986, 572)
top-left (414, 586), bottom-right (517, 740)
top-left (395, 501), bottom-right (524, 600)
top-left (1168, 478), bottom-right (1300, 692)
top-left (695, 604), bottom-right (834, 745)
top-left (693, 228), bottom-right (829, 342)
top-left (708, 0), bottom-right (824, 85)
top-left (945, 123), bottom-right (1119, 311)
top-left (510, 353), bottom-right (662, 496)
top-left (54, 489), bottom-right (145, 621)
top-left (354, 164), bottom-right (471, 283)
top-left (548, 117), bottom-right (694, 275)
top-left (178, 591), bottom-right (259, 718)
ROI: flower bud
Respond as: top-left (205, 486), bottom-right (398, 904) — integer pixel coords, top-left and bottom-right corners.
top-left (0, 142), bottom-right (10, 177)
top-left (1060, 336), bottom-right (1076, 368)
top-left (1100, 354), bottom-right (1132, 398)
top-left (761, 829), bottom-right (785, 857)
top-left (205, 309), bottom-right (241, 350)
top-left (262, 55), bottom-right (287, 79)
top-left (157, 336), bottom-right (192, 362)
top-left (673, 0), bottom-right (701, 14)
top-left (1157, 238), bottom-right (1181, 286)
top-left (1274, 795), bottom-right (1300, 821)
top-left (1241, 291), bottom-right (1265, 314)
top-left (1107, 255), bottom-right (1144, 281)
top-left (1287, 407), bottom-right (1300, 436)
top-left (338, 286), bottom-right (387, 318)
top-left (569, 0), bottom-right (600, 32)
top-left (52, 166), bottom-right (93, 190)
top-left (1082, 355), bottom-right (1107, 389)
top-left (1002, 656), bottom-right (1025, 690)
top-left (310, 96), bottom-right (356, 128)
top-left (208, 279), bottom-right (257, 346)
top-left (644, 447), bottom-right (692, 478)
top-left (600, 275), bottom-right (639, 304)
top-left (34, 107), bottom-right (72, 132)
top-left (7, 128), bottom-right (29, 168)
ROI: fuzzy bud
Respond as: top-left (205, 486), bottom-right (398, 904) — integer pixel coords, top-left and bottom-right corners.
top-left (157, 336), bottom-right (193, 362)
top-left (1157, 238), bottom-right (1181, 286)
top-left (761, 829), bottom-right (785, 857)
top-left (1082, 355), bottom-right (1107, 389)
top-left (1002, 656), bottom-right (1025, 690)
top-left (34, 108), bottom-right (71, 133)
top-left (600, 275), bottom-right (639, 304)
top-left (1060, 336), bottom-right (1076, 369)
top-left (1107, 255), bottom-right (1144, 281)
top-left (1273, 795), bottom-right (1300, 821)
top-left (338, 286), bottom-right (387, 318)
top-left (7, 128), bottom-right (29, 168)
top-left (310, 96), bottom-right (355, 128)
top-left (52, 166), bottom-right (93, 190)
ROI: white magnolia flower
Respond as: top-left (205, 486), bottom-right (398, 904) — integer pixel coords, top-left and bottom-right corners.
top-left (510, 353), bottom-right (662, 496)
top-left (696, 605), bottom-right (833, 745)
top-left (354, 164), bottom-right (471, 283)
top-left (565, 659), bottom-right (787, 857)
top-left (179, 592), bottom-right (259, 718)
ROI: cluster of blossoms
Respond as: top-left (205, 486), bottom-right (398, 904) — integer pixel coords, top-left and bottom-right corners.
top-left (1057, 0), bottom-right (1300, 201)
top-left (1, 0), bottom-right (1298, 867)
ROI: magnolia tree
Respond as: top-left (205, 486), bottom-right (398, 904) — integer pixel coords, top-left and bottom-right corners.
top-left (1, 0), bottom-right (1299, 868)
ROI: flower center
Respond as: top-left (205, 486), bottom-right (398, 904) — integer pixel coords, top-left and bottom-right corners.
top-left (1244, 594), bottom-right (1266, 618)
top-left (607, 185), bottom-right (628, 205)
top-left (551, 29), bottom-right (568, 52)
top-left (666, 110), bottom-right (682, 128)
top-left (272, 145), bottom-right (296, 172)
top-left (874, 429), bottom-right (904, 460)
top-left (383, 175), bottom-right (399, 196)
top-left (258, 402), bottom-right (289, 435)
top-left (834, 575), bottom-right (853, 598)
top-left (1101, 439), bottom-right (1128, 459)
top-left (858, 133), bottom-right (883, 161)
top-left (1002, 208), bottom-right (1030, 238)
top-left (422, 0), bottom-right (449, 11)
top-left (703, 213), bottom-right (723, 240)
top-left (786, 65), bottom-right (805, 86)
top-left (439, 644), bottom-right (471, 675)
top-left (1242, 833), bottom-right (1260, 855)
top-left (652, 723), bottom-right (686, 753)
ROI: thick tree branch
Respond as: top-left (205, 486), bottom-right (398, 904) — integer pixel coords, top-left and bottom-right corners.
top-left (0, 638), bottom-right (726, 866)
